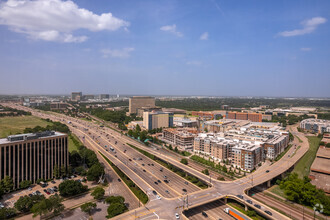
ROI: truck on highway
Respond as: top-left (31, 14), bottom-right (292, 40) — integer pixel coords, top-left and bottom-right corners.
top-left (223, 208), bottom-right (248, 220)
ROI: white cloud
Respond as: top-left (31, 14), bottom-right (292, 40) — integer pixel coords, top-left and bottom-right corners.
top-left (300, 47), bottom-right (312, 51)
top-left (160, 24), bottom-right (183, 37)
top-left (101, 48), bottom-right (134, 58)
top-left (200, 32), bottom-right (208, 40)
top-left (0, 0), bottom-right (129, 43)
top-left (186, 61), bottom-right (202, 66)
top-left (278, 17), bottom-right (326, 37)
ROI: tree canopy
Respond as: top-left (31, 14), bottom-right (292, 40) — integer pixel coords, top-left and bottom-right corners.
top-left (59, 180), bottom-right (87, 197)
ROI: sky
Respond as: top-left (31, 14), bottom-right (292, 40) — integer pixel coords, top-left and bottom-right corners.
top-left (0, 0), bottom-right (329, 97)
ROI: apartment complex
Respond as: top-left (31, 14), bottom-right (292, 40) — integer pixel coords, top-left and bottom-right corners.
top-left (193, 121), bottom-right (289, 171)
top-left (227, 112), bottom-right (262, 122)
top-left (71, 92), bottom-right (82, 101)
top-left (143, 111), bottom-right (173, 130)
top-left (0, 131), bottom-right (68, 189)
top-left (129, 96), bottom-right (156, 115)
top-left (300, 119), bottom-right (330, 134)
top-left (162, 128), bottom-right (196, 151)
top-left (191, 111), bottom-right (226, 119)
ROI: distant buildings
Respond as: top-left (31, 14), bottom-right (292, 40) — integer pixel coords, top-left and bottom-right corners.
top-left (300, 119), bottom-right (330, 134)
top-left (143, 111), bottom-right (173, 130)
top-left (99, 94), bottom-right (110, 99)
top-left (0, 131), bottom-right (68, 189)
top-left (71, 92), bottom-right (82, 101)
top-left (50, 102), bottom-right (67, 110)
top-left (83, 94), bottom-right (95, 100)
top-left (191, 111), bottom-right (226, 120)
top-left (129, 96), bottom-right (156, 115)
top-left (227, 111), bottom-right (262, 122)
top-left (193, 121), bottom-right (289, 171)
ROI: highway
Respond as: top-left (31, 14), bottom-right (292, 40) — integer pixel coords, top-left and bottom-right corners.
top-left (3, 103), bottom-right (314, 220)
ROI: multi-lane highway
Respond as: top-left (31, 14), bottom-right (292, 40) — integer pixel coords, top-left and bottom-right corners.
top-left (3, 103), bottom-right (313, 220)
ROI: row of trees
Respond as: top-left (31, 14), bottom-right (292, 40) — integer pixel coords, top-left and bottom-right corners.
top-left (264, 114), bottom-right (311, 127)
top-left (0, 105), bottom-right (31, 117)
top-left (279, 173), bottom-right (330, 215)
top-left (24, 120), bottom-right (70, 134)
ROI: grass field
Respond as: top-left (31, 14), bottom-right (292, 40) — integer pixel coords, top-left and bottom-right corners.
top-left (68, 133), bottom-right (82, 152)
top-left (293, 136), bottom-right (321, 178)
top-left (269, 185), bottom-right (286, 198)
top-left (0, 116), bottom-right (52, 138)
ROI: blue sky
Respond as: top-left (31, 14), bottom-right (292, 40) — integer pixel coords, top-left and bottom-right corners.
top-left (0, 0), bottom-right (329, 97)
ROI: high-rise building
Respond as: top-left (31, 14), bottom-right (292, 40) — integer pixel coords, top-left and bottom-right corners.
top-left (143, 111), bottom-right (173, 130)
top-left (71, 92), bottom-right (82, 101)
top-left (0, 131), bottom-right (68, 189)
top-left (129, 96), bottom-right (155, 115)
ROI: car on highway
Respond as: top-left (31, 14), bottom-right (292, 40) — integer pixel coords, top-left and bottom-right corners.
top-left (184, 181), bottom-right (188, 185)
top-left (160, 167), bottom-right (163, 172)
top-left (246, 200), bottom-right (252, 204)
top-left (165, 190), bottom-right (170, 194)
top-left (266, 170), bottom-right (270, 173)
top-left (129, 159), bottom-right (132, 161)
top-left (152, 190), bottom-right (157, 195)
top-left (175, 213), bottom-right (180, 219)
top-left (164, 180), bottom-right (169, 183)
top-left (118, 178), bottom-right (121, 182)
top-left (182, 188), bottom-right (187, 192)
top-left (157, 180), bottom-right (161, 183)
top-left (254, 204), bottom-right (261, 209)
top-left (202, 211), bottom-right (208, 217)
top-left (265, 210), bottom-right (272, 216)
top-left (142, 164), bottom-right (145, 166)
top-left (237, 195), bottom-right (243, 199)
top-left (143, 169), bottom-right (146, 172)
top-left (164, 175), bottom-right (167, 179)
top-left (154, 181), bottom-right (158, 185)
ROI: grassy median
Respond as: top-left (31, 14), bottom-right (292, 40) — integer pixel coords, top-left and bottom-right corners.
top-left (99, 151), bottom-right (148, 204)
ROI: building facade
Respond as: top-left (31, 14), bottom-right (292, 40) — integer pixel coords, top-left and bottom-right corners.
top-left (227, 112), bottom-right (262, 122)
top-left (162, 128), bottom-right (196, 151)
top-left (99, 94), bottom-right (110, 99)
top-left (0, 131), bottom-right (69, 189)
top-left (129, 96), bottom-right (156, 115)
top-left (50, 102), bottom-right (67, 110)
top-left (71, 92), bottom-right (82, 101)
top-left (300, 119), bottom-right (330, 134)
top-left (143, 111), bottom-right (173, 130)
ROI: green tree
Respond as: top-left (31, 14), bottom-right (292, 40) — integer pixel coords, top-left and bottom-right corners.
top-left (31, 195), bottom-right (64, 217)
top-left (2, 176), bottom-right (13, 192)
top-left (105, 196), bottom-right (125, 205)
top-left (180, 158), bottom-right (188, 165)
top-left (127, 129), bottom-right (133, 136)
top-left (19, 180), bottom-right (32, 189)
top-left (53, 165), bottom-right (60, 178)
top-left (75, 166), bottom-right (87, 176)
top-left (60, 165), bottom-right (66, 177)
top-left (0, 208), bottom-right (16, 219)
top-left (49, 195), bottom-right (65, 216)
top-left (107, 202), bottom-right (127, 218)
top-left (202, 169), bottom-right (209, 175)
top-left (69, 150), bottom-right (82, 167)
top-left (80, 202), bottom-right (97, 216)
top-left (91, 187), bottom-right (105, 200)
top-left (136, 124), bottom-right (141, 132)
top-left (87, 163), bottom-right (104, 182)
top-left (14, 194), bottom-right (45, 213)
top-left (59, 180), bottom-right (87, 197)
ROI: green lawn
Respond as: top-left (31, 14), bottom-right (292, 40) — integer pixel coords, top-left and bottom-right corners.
top-left (0, 116), bottom-right (52, 138)
top-left (68, 133), bottom-right (82, 152)
top-left (269, 185), bottom-right (286, 198)
top-left (293, 136), bottom-right (321, 178)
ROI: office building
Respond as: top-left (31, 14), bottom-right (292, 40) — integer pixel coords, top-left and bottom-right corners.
top-left (50, 102), bottom-right (67, 110)
top-left (129, 96), bottom-right (156, 115)
top-left (71, 92), bottom-right (82, 101)
top-left (137, 107), bottom-right (162, 117)
top-left (227, 112), bottom-right (262, 122)
top-left (99, 94), bottom-right (110, 99)
top-left (143, 111), bottom-right (173, 130)
top-left (83, 95), bottom-right (95, 100)
top-left (300, 119), bottom-right (330, 134)
top-left (0, 131), bottom-right (68, 189)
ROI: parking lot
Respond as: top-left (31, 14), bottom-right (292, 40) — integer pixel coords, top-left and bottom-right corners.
top-left (1, 176), bottom-right (92, 208)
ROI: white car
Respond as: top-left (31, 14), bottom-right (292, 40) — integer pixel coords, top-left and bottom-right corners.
top-left (175, 213), bottom-right (180, 219)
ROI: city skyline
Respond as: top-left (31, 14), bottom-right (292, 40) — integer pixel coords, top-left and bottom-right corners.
top-left (0, 0), bottom-right (330, 97)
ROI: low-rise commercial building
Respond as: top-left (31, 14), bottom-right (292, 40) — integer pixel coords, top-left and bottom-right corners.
top-left (71, 92), bottom-right (82, 101)
top-left (50, 102), bottom-right (68, 110)
top-left (227, 112), bottom-right (262, 122)
top-left (0, 131), bottom-right (68, 189)
top-left (300, 119), bottom-right (330, 134)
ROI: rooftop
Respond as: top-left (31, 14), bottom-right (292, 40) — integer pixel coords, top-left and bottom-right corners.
top-left (0, 131), bottom-right (66, 145)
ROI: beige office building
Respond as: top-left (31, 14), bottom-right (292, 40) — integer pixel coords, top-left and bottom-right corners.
top-left (0, 131), bottom-right (68, 189)
top-left (129, 96), bottom-right (155, 115)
